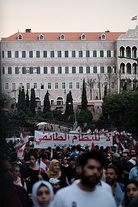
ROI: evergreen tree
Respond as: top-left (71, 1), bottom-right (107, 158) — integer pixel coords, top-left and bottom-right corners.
top-left (43, 90), bottom-right (51, 113)
top-left (26, 89), bottom-right (29, 108)
top-left (17, 87), bottom-right (26, 112)
top-left (81, 79), bottom-right (88, 110)
top-left (30, 88), bottom-right (36, 116)
top-left (65, 91), bottom-right (73, 117)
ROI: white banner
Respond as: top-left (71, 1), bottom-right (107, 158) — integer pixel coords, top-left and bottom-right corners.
top-left (34, 130), bottom-right (113, 148)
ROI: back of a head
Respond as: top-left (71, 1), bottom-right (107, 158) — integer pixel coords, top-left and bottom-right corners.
top-left (76, 150), bottom-right (106, 167)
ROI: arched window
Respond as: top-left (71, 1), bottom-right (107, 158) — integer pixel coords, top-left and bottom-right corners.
top-left (132, 46), bottom-right (137, 58)
top-left (126, 46), bottom-right (131, 58)
top-left (120, 47), bottom-right (125, 57)
top-left (126, 63), bottom-right (131, 74)
top-left (81, 34), bottom-right (86, 40)
top-left (101, 34), bottom-right (106, 40)
top-left (60, 34), bottom-right (65, 40)
top-left (17, 34), bottom-right (23, 40)
top-left (57, 97), bottom-right (63, 105)
top-left (39, 34), bottom-right (44, 40)
top-left (120, 63), bottom-right (125, 74)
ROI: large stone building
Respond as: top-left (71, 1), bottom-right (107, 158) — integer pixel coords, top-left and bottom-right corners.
top-left (0, 26), bottom-right (138, 117)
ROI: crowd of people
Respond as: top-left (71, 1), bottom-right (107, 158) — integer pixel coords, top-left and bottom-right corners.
top-left (0, 143), bottom-right (138, 207)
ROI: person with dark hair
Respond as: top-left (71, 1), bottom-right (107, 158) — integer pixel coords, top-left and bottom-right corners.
top-left (53, 150), bottom-right (117, 207)
top-left (106, 164), bottom-right (124, 207)
top-left (121, 180), bottom-right (138, 207)
top-left (24, 152), bottom-right (42, 194)
top-left (0, 159), bottom-right (31, 207)
top-left (32, 180), bottom-right (54, 207)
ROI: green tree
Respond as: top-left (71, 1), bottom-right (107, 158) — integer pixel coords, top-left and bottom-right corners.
top-left (81, 79), bottom-right (88, 110)
top-left (30, 88), bottom-right (36, 117)
top-left (17, 87), bottom-right (26, 112)
top-left (26, 89), bottom-right (29, 108)
top-left (77, 109), bottom-right (93, 127)
top-left (86, 78), bottom-right (96, 100)
top-left (43, 90), bottom-right (51, 113)
top-left (65, 91), bottom-right (73, 117)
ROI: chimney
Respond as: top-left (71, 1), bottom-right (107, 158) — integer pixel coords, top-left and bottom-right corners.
top-left (25, 29), bottom-right (31, 33)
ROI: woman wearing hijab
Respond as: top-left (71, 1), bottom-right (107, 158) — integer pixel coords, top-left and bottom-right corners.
top-left (43, 159), bottom-right (68, 188)
top-left (32, 180), bottom-right (54, 207)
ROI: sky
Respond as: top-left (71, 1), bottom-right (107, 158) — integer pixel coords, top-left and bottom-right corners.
top-left (0, 0), bottom-right (138, 39)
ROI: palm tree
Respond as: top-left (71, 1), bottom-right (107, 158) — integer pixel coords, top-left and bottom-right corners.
top-left (86, 78), bottom-right (96, 100)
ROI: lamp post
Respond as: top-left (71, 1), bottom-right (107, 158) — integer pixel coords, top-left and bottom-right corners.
top-left (118, 56), bottom-right (138, 91)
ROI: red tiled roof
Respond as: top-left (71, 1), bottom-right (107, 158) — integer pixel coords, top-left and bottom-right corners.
top-left (1, 31), bottom-right (125, 41)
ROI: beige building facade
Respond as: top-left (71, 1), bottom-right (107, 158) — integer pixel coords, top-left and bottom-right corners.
top-left (0, 27), bottom-right (138, 117)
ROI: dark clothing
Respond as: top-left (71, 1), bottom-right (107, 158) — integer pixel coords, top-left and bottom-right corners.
top-left (63, 166), bottom-right (76, 184)
top-left (0, 184), bottom-right (31, 207)
top-left (122, 161), bottom-right (134, 184)
top-left (43, 171), bottom-right (68, 188)
top-left (25, 166), bottom-right (39, 193)
top-left (20, 162), bottom-right (30, 180)
top-left (113, 162), bottom-right (124, 183)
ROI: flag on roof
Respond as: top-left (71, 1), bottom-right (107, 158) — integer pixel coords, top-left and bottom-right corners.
top-left (131, 15), bottom-right (137, 21)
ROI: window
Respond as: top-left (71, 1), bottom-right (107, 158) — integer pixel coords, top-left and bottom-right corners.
top-left (2, 51), bottom-right (4, 58)
top-left (57, 97), bottom-right (63, 105)
top-left (86, 50), bottom-right (90, 57)
top-left (93, 50), bottom-right (97, 57)
top-left (44, 67), bottom-right (47, 74)
top-left (15, 67), bottom-right (19, 74)
top-left (22, 51), bottom-right (26, 58)
top-left (100, 50), bottom-right (104, 57)
top-left (22, 67), bottom-right (26, 74)
top-left (37, 67), bottom-right (40, 74)
top-left (100, 66), bottom-right (104, 73)
top-left (76, 82), bottom-right (79, 89)
top-left (50, 51), bottom-right (54, 58)
top-left (65, 67), bottom-right (69, 74)
top-left (107, 66), bottom-right (112, 73)
top-left (43, 51), bottom-right (47, 58)
top-left (18, 34), bottom-right (23, 40)
top-left (8, 51), bottom-right (11, 58)
top-left (62, 82), bottom-right (65, 89)
top-left (93, 67), bottom-right (97, 73)
top-left (55, 83), bottom-right (58, 89)
top-left (72, 51), bottom-right (76, 57)
top-left (12, 83), bottom-right (16, 90)
top-left (72, 67), bottom-right (76, 73)
top-left (101, 34), bottom-right (106, 40)
top-left (81, 34), bottom-right (86, 40)
top-left (27, 83), bottom-right (30, 89)
top-left (2, 67), bottom-right (5, 74)
top-left (5, 83), bottom-right (9, 90)
top-left (8, 67), bottom-right (12, 74)
top-left (41, 83), bottom-right (44, 89)
top-left (86, 67), bottom-right (90, 73)
top-left (29, 51), bottom-right (33, 58)
top-left (79, 51), bottom-right (83, 57)
top-left (51, 67), bottom-right (55, 74)
top-left (107, 50), bottom-right (111, 57)
top-left (79, 66), bottom-right (83, 73)
top-left (34, 83), bottom-right (37, 89)
top-left (30, 67), bottom-right (33, 74)
top-left (15, 51), bottom-right (19, 58)
top-left (58, 51), bottom-right (62, 58)
top-left (48, 83), bottom-right (51, 89)
top-left (39, 34), bottom-right (44, 40)
top-left (114, 50), bottom-right (116, 57)
top-left (60, 34), bottom-right (65, 40)
top-left (65, 51), bottom-right (68, 57)
top-left (69, 82), bottom-right (72, 89)
top-left (19, 83), bottom-right (23, 90)
top-left (58, 67), bottom-right (62, 74)
top-left (36, 51), bottom-right (40, 58)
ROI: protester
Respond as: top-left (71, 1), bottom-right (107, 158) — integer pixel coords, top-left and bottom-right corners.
top-left (12, 163), bottom-right (27, 190)
top-left (129, 151), bottom-right (138, 181)
top-left (53, 150), bottom-right (117, 207)
top-left (49, 178), bottom-right (60, 194)
top-left (32, 180), bottom-right (54, 207)
top-left (106, 164), bottom-right (124, 207)
top-left (0, 159), bottom-right (31, 207)
top-left (121, 180), bottom-right (138, 207)
top-left (62, 156), bottom-right (76, 184)
top-left (25, 152), bottom-right (42, 194)
top-left (43, 159), bottom-right (68, 188)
